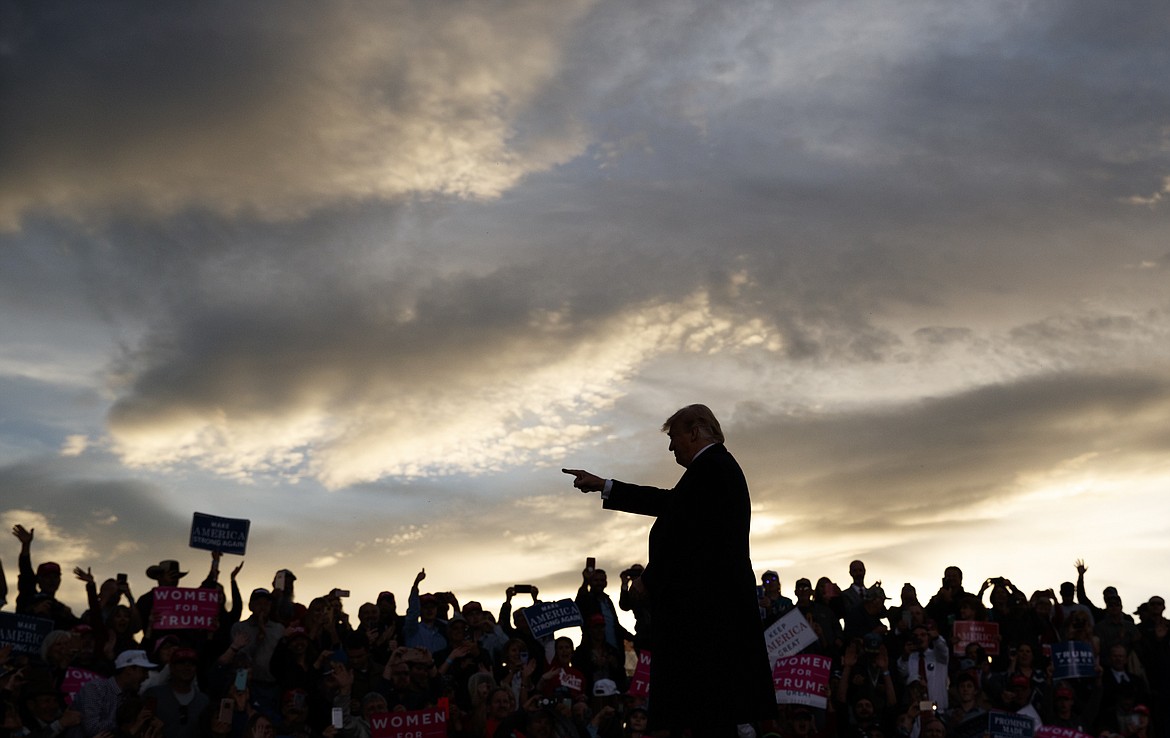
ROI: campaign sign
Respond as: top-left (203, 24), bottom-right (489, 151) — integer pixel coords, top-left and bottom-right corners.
top-left (369, 708), bottom-right (446, 738)
top-left (989, 711), bottom-right (1034, 738)
top-left (554, 667), bottom-right (584, 694)
top-left (62, 667), bottom-right (102, 705)
top-left (1036, 728), bottom-right (1092, 738)
top-left (773, 653), bottom-right (831, 708)
top-left (953, 620), bottom-right (1000, 656)
top-left (0, 612), bottom-right (53, 654)
top-left (190, 512), bottom-right (250, 555)
top-left (629, 650), bottom-right (651, 697)
top-left (765, 607), bottom-right (818, 665)
top-left (521, 599), bottom-right (582, 640)
top-left (1050, 641), bottom-right (1096, 680)
top-left (152, 587), bottom-right (220, 630)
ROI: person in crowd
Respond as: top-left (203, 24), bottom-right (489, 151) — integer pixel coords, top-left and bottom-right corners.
top-left (575, 566), bottom-right (632, 653)
top-left (886, 582), bottom-right (921, 635)
top-left (112, 692), bottom-right (164, 738)
top-left (538, 635), bottom-right (587, 705)
top-left (481, 686), bottom-right (518, 738)
top-left (976, 577), bottom-right (1021, 625)
top-left (498, 586), bottom-right (548, 669)
top-left (31, 630), bottom-right (79, 694)
top-left (1135, 596), bottom-right (1169, 730)
top-left (797, 577), bottom-right (842, 655)
top-left (300, 595), bottom-right (346, 658)
top-left (16, 681), bottom-right (82, 738)
top-left (840, 695), bottom-right (887, 738)
top-left (437, 614), bottom-right (491, 711)
top-left (342, 632), bottom-right (384, 707)
top-left (75, 567), bottom-right (143, 642)
top-left (840, 561), bottom-right (870, 615)
top-left (1097, 593), bottom-right (1143, 656)
top-left (584, 677), bottom-right (625, 738)
top-left (997, 674), bottom-right (1042, 731)
top-left (986, 641), bottom-right (1045, 714)
top-left (397, 647), bottom-right (444, 710)
top-left (1025, 589), bottom-right (1062, 648)
top-left (617, 564), bottom-right (651, 653)
top-left (273, 687), bottom-right (312, 738)
top-left (494, 637), bottom-right (539, 708)
top-left (144, 646), bottom-right (207, 738)
top-left (572, 615), bottom-right (626, 697)
top-left (403, 570), bottom-right (447, 655)
top-left (1062, 608), bottom-right (1101, 665)
top-left (990, 589), bottom-right (1035, 660)
top-left (622, 705), bottom-right (650, 738)
top-left (896, 620), bottom-right (949, 711)
top-left (836, 636), bottom-right (896, 715)
top-left (1055, 581), bottom-right (1096, 632)
top-left (1098, 643), bottom-right (1152, 729)
top-left (137, 634), bottom-right (180, 694)
top-left (136, 558), bottom-right (190, 652)
top-left (374, 591), bottom-right (404, 641)
top-left (354, 601), bottom-right (394, 665)
top-left (1044, 683), bottom-right (1090, 732)
top-left (759, 570), bottom-right (795, 626)
top-left (924, 566), bottom-right (968, 640)
top-left (1076, 559), bottom-right (1133, 626)
top-left (270, 569), bottom-right (298, 625)
top-left (941, 671), bottom-right (985, 732)
top-left (270, 622), bottom-right (320, 695)
top-left (231, 588), bottom-right (285, 712)
top-left (461, 599), bottom-right (509, 665)
top-left (73, 649), bottom-right (156, 737)
top-left (961, 589), bottom-right (991, 624)
top-left (843, 585), bottom-right (890, 642)
top-left (12, 525), bottom-right (78, 629)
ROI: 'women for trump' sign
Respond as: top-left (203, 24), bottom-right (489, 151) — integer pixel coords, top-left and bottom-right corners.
top-left (369, 708), bottom-right (446, 738)
top-left (152, 587), bottom-right (220, 630)
top-left (773, 654), bottom-right (831, 708)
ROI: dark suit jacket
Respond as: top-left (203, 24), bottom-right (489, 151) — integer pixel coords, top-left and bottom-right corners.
top-left (604, 443), bottom-right (776, 732)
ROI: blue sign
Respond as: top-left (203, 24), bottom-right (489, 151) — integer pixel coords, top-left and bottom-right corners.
top-left (1050, 641), bottom-right (1096, 680)
top-left (521, 599), bottom-right (582, 639)
top-left (0, 612), bottom-right (54, 655)
top-left (989, 712), bottom-right (1035, 738)
top-left (189, 512), bottom-right (250, 555)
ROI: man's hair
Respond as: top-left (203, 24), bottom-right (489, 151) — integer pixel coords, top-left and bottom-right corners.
top-left (661, 404), bottom-right (724, 443)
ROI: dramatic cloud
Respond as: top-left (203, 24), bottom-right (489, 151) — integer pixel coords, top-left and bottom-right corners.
top-left (0, 1), bottom-right (594, 229)
top-left (2, 0), bottom-right (1169, 614)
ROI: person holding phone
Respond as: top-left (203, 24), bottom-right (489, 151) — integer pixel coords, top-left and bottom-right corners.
top-left (575, 564), bottom-right (632, 652)
top-left (564, 404), bottom-right (775, 737)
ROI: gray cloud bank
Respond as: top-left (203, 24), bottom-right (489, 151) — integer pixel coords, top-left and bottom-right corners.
top-left (2, 1), bottom-right (1170, 603)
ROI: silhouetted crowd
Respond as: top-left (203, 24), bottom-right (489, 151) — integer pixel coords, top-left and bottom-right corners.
top-left (0, 525), bottom-right (1166, 738)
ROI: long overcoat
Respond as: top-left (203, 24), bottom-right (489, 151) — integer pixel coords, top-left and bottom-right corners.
top-left (604, 443), bottom-right (776, 732)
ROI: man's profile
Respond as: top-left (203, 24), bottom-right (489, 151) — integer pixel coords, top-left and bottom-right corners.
top-left (563, 403), bottom-right (775, 737)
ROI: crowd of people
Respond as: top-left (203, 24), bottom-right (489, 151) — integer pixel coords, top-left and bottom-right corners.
top-left (0, 524), bottom-right (1166, 738)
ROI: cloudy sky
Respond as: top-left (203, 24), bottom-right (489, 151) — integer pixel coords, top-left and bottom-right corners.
top-left (2, 1), bottom-right (1169, 625)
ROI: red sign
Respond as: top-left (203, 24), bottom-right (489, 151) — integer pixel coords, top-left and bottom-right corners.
top-left (152, 587), bottom-right (220, 630)
top-left (953, 620), bottom-right (1000, 656)
top-left (628, 650), bottom-right (651, 697)
top-left (369, 708), bottom-right (447, 738)
top-left (555, 668), bottom-right (583, 693)
top-left (62, 667), bottom-right (101, 705)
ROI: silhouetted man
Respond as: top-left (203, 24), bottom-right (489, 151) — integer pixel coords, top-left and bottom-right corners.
top-left (564, 403), bottom-right (775, 737)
